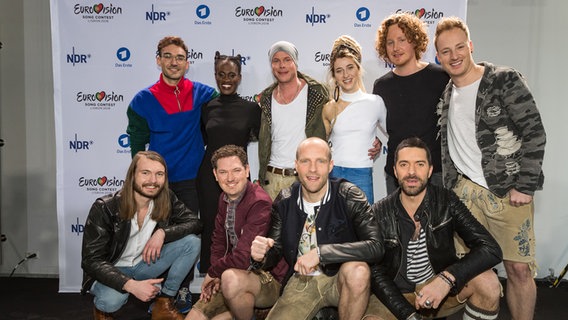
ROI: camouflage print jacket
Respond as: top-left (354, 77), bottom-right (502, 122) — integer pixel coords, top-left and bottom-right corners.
top-left (437, 62), bottom-right (546, 197)
top-left (258, 71), bottom-right (329, 185)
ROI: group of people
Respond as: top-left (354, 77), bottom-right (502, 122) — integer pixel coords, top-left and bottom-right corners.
top-left (81, 13), bottom-right (546, 320)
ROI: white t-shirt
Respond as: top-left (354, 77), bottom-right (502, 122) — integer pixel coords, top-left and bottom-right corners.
top-left (329, 90), bottom-right (387, 168)
top-left (269, 85), bottom-right (308, 169)
top-left (447, 79), bottom-right (488, 188)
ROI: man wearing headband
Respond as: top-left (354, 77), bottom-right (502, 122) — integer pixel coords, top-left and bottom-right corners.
top-left (258, 41), bottom-right (329, 200)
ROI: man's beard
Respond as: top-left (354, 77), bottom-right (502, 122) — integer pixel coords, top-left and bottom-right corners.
top-left (399, 175), bottom-right (428, 197)
top-left (134, 182), bottom-right (163, 199)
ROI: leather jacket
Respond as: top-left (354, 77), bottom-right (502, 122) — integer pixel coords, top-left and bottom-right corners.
top-left (370, 184), bottom-right (502, 319)
top-left (81, 190), bottom-right (202, 294)
top-left (254, 178), bottom-right (383, 286)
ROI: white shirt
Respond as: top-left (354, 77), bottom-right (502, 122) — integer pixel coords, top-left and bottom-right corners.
top-left (269, 85), bottom-right (308, 169)
top-left (115, 201), bottom-right (158, 267)
top-left (329, 90), bottom-right (387, 167)
top-left (447, 79), bottom-right (488, 188)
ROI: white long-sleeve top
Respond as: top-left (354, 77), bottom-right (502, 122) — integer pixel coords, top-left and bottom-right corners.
top-left (329, 90), bottom-right (387, 168)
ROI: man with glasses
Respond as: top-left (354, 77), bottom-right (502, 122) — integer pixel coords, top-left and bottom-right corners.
top-left (126, 36), bottom-right (218, 313)
top-left (127, 36), bottom-right (218, 215)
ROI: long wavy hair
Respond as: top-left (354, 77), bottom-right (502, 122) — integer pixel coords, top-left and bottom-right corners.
top-left (119, 151), bottom-right (171, 222)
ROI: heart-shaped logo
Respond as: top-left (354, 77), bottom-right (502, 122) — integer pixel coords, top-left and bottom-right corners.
top-left (96, 91), bottom-right (106, 101)
top-left (253, 94), bottom-right (261, 103)
top-left (93, 3), bottom-right (104, 14)
top-left (255, 6), bottom-right (265, 16)
top-left (98, 176), bottom-right (108, 186)
top-left (415, 8), bottom-right (426, 18)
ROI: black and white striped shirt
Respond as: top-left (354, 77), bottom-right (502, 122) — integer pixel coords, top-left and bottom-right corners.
top-left (406, 228), bottom-right (434, 284)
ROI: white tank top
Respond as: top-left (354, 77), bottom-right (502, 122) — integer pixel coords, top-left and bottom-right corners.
top-left (269, 85), bottom-right (308, 168)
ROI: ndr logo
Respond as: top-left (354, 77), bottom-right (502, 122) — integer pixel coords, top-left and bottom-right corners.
top-left (66, 47), bottom-right (91, 66)
top-left (69, 133), bottom-right (93, 152)
top-left (306, 7), bottom-right (329, 26)
top-left (71, 217), bottom-right (84, 235)
top-left (146, 4), bottom-right (170, 23)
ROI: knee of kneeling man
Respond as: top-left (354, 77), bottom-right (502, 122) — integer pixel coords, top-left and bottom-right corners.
top-left (341, 262), bottom-right (371, 283)
top-left (180, 234), bottom-right (201, 249)
top-left (475, 272), bottom-right (502, 300)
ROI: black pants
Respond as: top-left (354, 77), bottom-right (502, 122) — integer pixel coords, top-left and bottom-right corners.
top-left (169, 179), bottom-right (199, 287)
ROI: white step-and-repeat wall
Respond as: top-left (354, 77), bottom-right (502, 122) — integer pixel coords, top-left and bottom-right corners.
top-left (51, 0), bottom-right (466, 292)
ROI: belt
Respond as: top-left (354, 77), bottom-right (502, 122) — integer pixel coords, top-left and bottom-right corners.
top-left (267, 165), bottom-right (297, 176)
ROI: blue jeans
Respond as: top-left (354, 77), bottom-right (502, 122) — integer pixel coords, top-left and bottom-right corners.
top-left (90, 234), bottom-right (200, 313)
top-left (331, 166), bottom-right (373, 204)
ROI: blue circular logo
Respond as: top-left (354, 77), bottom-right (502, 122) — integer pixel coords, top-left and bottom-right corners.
top-left (118, 134), bottom-right (130, 148)
top-left (196, 5), bottom-right (210, 19)
top-left (356, 7), bottom-right (370, 22)
top-left (116, 47), bottom-right (131, 62)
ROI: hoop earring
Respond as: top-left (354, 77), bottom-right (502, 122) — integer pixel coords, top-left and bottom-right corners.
top-left (334, 84), bottom-right (340, 102)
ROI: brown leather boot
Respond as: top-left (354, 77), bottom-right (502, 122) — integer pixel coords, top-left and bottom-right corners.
top-left (93, 306), bottom-right (114, 320)
top-left (151, 296), bottom-right (184, 320)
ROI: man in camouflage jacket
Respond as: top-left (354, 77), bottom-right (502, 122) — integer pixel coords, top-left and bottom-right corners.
top-left (435, 17), bottom-right (545, 320)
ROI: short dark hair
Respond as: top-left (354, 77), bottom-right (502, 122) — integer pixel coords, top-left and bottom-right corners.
top-left (211, 145), bottom-right (248, 169)
top-left (394, 137), bottom-right (432, 165)
top-left (214, 51), bottom-right (243, 75)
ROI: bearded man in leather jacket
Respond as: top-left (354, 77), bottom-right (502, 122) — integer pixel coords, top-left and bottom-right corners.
top-left (81, 151), bottom-right (202, 320)
top-left (250, 137), bottom-right (383, 320)
top-left (365, 138), bottom-right (502, 320)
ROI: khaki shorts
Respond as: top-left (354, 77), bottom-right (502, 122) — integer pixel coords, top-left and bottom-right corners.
top-left (267, 272), bottom-right (377, 319)
top-left (193, 270), bottom-right (281, 319)
top-left (263, 171), bottom-right (298, 200)
top-left (452, 176), bottom-right (536, 270)
top-left (363, 282), bottom-right (465, 320)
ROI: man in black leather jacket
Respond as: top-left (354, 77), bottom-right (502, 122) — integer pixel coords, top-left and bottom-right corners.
top-left (81, 151), bottom-right (202, 320)
top-left (250, 137), bottom-right (383, 320)
top-left (366, 138), bottom-right (502, 320)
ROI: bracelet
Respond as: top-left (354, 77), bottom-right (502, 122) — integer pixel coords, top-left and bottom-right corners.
top-left (316, 246), bottom-right (322, 261)
top-left (437, 272), bottom-right (456, 289)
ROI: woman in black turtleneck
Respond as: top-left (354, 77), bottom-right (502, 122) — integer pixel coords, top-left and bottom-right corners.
top-left (196, 52), bottom-right (261, 274)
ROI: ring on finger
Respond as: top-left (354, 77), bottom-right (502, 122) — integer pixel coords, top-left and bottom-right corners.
top-left (424, 300), bottom-right (432, 308)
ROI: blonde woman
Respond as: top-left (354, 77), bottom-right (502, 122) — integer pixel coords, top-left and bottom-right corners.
top-left (322, 35), bottom-right (387, 203)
